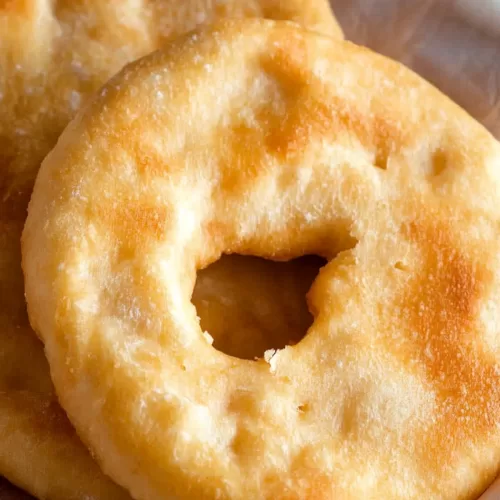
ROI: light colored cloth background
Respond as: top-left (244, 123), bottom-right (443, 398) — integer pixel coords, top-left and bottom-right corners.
top-left (333, 0), bottom-right (500, 140)
top-left (332, 1), bottom-right (500, 497)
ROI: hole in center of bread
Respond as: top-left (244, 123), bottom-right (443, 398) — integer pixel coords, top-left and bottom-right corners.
top-left (192, 255), bottom-right (326, 360)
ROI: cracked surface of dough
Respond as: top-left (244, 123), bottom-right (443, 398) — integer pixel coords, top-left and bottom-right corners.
top-left (23, 20), bottom-right (500, 500)
top-left (0, 1), bottom-right (340, 497)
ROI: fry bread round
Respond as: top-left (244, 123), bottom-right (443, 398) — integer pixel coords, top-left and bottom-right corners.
top-left (23, 20), bottom-right (500, 500)
top-left (0, 1), bottom-right (341, 497)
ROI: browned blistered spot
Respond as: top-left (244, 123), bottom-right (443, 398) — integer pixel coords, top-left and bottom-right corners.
top-left (134, 145), bottom-right (169, 178)
top-left (265, 93), bottom-right (400, 166)
top-left (216, 120), bottom-right (270, 199)
top-left (203, 220), bottom-right (227, 250)
top-left (98, 202), bottom-right (167, 241)
top-left (227, 392), bottom-right (260, 420)
top-left (135, 151), bottom-right (161, 177)
top-left (0, 0), bottom-right (31, 15)
top-left (400, 220), bottom-right (499, 467)
top-left (219, 39), bottom-right (400, 194)
top-left (265, 97), bottom-right (331, 157)
top-left (121, 204), bottom-right (166, 238)
top-left (265, 32), bottom-right (309, 88)
top-left (431, 149), bottom-right (448, 177)
top-left (265, 467), bottom-right (336, 500)
top-left (259, 36), bottom-right (403, 163)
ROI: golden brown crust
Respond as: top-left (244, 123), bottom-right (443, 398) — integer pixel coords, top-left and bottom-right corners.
top-left (0, 0), bottom-right (341, 200)
top-left (0, 198), bottom-right (128, 498)
top-left (1, 1), bottom-right (341, 498)
top-left (22, 20), bottom-right (500, 499)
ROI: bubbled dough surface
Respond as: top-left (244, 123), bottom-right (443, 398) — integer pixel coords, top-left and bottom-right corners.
top-left (23, 20), bottom-right (500, 500)
top-left (0, 1), bottom-right (340, 498)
